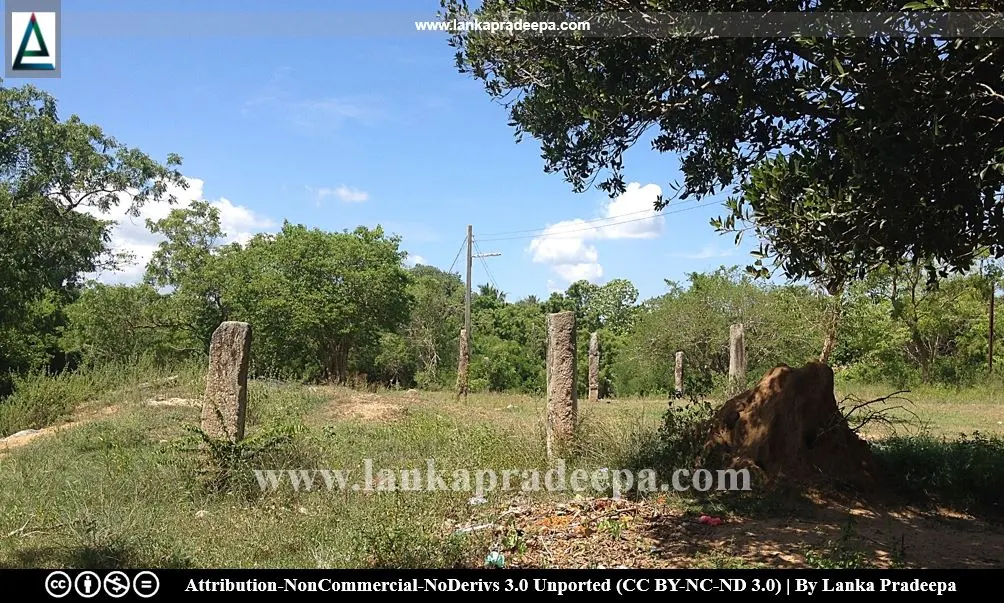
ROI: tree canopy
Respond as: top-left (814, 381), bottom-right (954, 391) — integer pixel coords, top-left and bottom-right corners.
top-left (0, 81), bottom-right (184, 393)
top-left (443, 0), bottom-right (1004, 284)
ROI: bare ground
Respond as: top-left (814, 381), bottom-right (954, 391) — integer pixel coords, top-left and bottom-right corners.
top-left (308, 386), bottom-right (415, 423)
top-left (0, 403), bottom-right (121, 457)
top-left (486, 496), bottom-right (1004, 569)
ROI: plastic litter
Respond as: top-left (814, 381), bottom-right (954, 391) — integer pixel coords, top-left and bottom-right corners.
top-left (698, 515), bottom-right (723, 526)
top-left (485, 551), bottom-right (505, 568)
top-left (454, 523), bottom-right (494, 534)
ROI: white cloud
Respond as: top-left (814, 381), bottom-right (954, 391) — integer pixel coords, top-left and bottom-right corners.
top-left (78, 177), bottom-right (274, 284)
top-left (668, 244), bottom-right (734, 260)
top-left (528, 182), bottom-right (663, 285)
top-left (308, 184), bottom-right (370, 205)
top-left (403, 254), bottom-right (426, 267)
top-left (554, 262), bottom-right (604, 283)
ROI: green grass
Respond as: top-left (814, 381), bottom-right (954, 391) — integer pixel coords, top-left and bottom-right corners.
top-left (872, 432), bottom-right (1004, 513)
top-left (835, 381), bottom-right (1004, 439)
top-left (1, 370), bottom-right (1003, 568)
top-left (0, 359), bottom-right (205, 438)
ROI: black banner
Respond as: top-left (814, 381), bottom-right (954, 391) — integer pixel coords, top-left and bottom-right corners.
top-left (11, 568), bottom-right (1000, 599)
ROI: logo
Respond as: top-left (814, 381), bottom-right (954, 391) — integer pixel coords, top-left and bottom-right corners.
top-left (103, 571), bottom-right (131, 598)
top-left (12, 12), bottom-right (56, 71)
top-left (5, 0), bottom-right (61, 78)
top-left (74, 571), bottom-right (101, 598)
top-left (133, 571), bottom-right (160, 598)
top-left (44, 571), bottom-right (72, 598)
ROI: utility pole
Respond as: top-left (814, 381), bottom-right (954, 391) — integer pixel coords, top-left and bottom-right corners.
top-left (465, 225), bottom-right (473, 348)
top-left (991, 276), bottom-right (996, 374)
top-left (458, 225), bottom-right (502, 400)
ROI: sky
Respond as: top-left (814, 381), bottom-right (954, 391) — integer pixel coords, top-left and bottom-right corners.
top-left (12, 0), bottom-right (763, 302)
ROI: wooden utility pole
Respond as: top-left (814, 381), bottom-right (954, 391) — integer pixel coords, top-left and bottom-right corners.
top-left (465, 224), bottom-right (473, 351)
top-left (458, 224), bottom-right (501, 400)
top-left (991, 277), bottom-right (996, 374)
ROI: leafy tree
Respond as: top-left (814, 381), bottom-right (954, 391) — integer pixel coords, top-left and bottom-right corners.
top-left (143, 200), bottom-right (228, 351)
top-left (401, 265), bottom-right (465, 388)
top-left (62, 283), bottom-right (195, 366)
top-left (214, 224), bottom-right (412, 383)
top-left (373, 332), bottom-right (417, 388)
top-left (444, 0), bottom-right (1004, 285)
top-left (0, 82), bottom-right (183, 394)
top-left (614, 268), bottom-right (825, 395)
top-left (470, 287), bottom-right (547, 393)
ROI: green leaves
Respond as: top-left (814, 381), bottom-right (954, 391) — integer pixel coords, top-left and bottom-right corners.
top-left (0, 81), bottom-right (184, 387)
top-left (213, 224), bottom-right (413, 383)
top-left (446, 0), bottom-right (1004, 285)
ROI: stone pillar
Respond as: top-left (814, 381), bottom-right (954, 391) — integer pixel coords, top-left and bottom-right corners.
top-left (456, 328), bottom-right (469, 401)
top-left (201, 321), bottom-right (252, 442)
top-left (546, 311), bottom-right (577, 459)
top-left (588, 331), bottom-right (600, 402)
top-left (674, 351), bottom-right (684, 397)
top-left (728, 323), bottom-right (747, 397)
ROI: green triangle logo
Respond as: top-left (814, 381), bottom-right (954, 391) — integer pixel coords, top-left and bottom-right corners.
top-left (13, 13), bottom-right (55, 71)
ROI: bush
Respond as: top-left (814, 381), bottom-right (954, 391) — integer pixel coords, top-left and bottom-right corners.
top-left (873, 432), bottom-right (1004, 512)
top-left (0, 371), bottom-right (98, 437)
top-left (176, 422), bottom-right (320, 501)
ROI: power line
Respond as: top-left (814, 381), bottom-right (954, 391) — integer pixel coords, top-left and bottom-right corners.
top-left (476, 206), bottom-right (672, 238)
top-left (477, 203), bottom-right (708, 243)
top-left (474, 239), bottom-right (502, 293)
top-left (446, 237), bottom-right (467, 275)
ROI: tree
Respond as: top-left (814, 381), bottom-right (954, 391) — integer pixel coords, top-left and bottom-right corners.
top-left (214, 224), bottom-right (413, 382)
top-left (62, 283), bottom-right (195, 366)
top-left (402, 265), bottom-right (465, 387)
top-left (0, 81), bottom-right (184, 393)
top-left (144, 200), bottom-right (228, 351)
top-left (614, 268), bottom-right (825, 394)
top-left (444, 0), bottom-right (1004, 285)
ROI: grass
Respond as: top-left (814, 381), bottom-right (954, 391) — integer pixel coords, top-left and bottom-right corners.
top-left (0, 359), bottom-right (205, 438)
top-left (0, 370), bottom-right (1002, 568)
top-left (872, 432), bottom-right (1004, 513)
top-left (835, 380), bottom-right (1004, 439)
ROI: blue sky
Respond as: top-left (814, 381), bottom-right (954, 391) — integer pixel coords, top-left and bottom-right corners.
top-left (18, 0), bottom-right (762, 302)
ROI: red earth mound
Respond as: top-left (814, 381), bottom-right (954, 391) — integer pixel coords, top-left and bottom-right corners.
top-left (701, 362), bottom-right (878, 489)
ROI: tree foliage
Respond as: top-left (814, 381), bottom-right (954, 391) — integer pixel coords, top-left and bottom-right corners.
top-left (214, 224), bottom-right (413, 382)
top-left (0, 81), bottom-right (184, 395)
top-left (443, 0), bottom-right (1004, 284)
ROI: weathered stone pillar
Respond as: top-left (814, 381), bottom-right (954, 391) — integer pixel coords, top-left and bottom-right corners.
top-left (674, 351), bottom-right (684, 396)
top-left (201, 321), bottom-right (252, 442)
top-left (728, 323), bottom-right (747, 397)
top-left (588, 331), bottom-right (600, 402)
top-left (546, 311), bottom-right (577, 459)
top-left (456, 328), bottom-right (469, 401)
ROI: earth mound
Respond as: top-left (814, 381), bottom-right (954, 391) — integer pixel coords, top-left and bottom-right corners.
top-left (701, 362), bottom-right (877, 488)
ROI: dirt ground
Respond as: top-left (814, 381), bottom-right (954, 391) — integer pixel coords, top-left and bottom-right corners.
top-left (308, 386), bottom-right (412, 422)
top-left (485, 496), bottom-right (1004, 569)
top-left (4, 385), bottom-right (1002, 569)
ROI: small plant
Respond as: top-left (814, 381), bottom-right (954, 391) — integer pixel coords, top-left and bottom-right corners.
top-left (596, 517), bottom-right (625, 540)
top-left (654, 394), bottom-right (718, 471)
top-left (502, 525), bottom-right (527, 555)
top-left (803, 516), bottom-right (872, 569)
top-left (176, 421), bottom-right (317, 501)
top-left (355, 524), bottom-right (471, 568)
top-left (891, 534), bottom-right (908, 568)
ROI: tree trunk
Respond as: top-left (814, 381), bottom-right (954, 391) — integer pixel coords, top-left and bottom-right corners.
top-left (819, 284), bottom-right (844, 364)
top-left (326, 339), bottom-right (351, 385)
